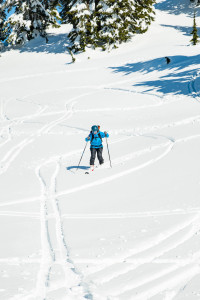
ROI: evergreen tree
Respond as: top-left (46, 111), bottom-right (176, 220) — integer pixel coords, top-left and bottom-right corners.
top-left (190, 11), bottom-right (199, 45)
top-left (62, 0), bottom-right (156, 53)
top-left (0, 0), bottom-right (6, 48)
top-left (5, 0), bottom-right (60, 46)
top-left (97, 0), bottom-right (156, 50)
top-left (97, 0), bottom-right (136, 49)
top-left (133, 0), bottom-right (156, 33)
top-left (66, 1), bottom-right (96, 52)
top-left (60, 0), bottom-right (76, 23)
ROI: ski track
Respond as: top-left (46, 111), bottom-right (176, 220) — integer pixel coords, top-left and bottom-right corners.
top-left (35, 166), bottom-right (55, 300)
top-left (81, 215), bottom-right (200, 276)
top-left (1, 70), bottom-right (199, 177)
top-left (2, 57), bottom-right (200, 300)
top-left (0, 90), bottom-right (98, 176)
top-left (188, 70), bottom-right (200, 103)
top-left (34, 160), bottom-right (93, 300)
top-left (116, 264), bottom-right (200, 300)
top-left (0, 67), bottom-right (99, 84)
top-left (0, 98), bottom-right (13, 149)
top-left (0, 82), bottom-right (135, 176)
top-left (1, 207), bottom-right (200, 219)
top-left (49, 159), bottom-right (92, 299)
top-left (3, 131), bottom-right (200, 299)
top-left (0, 135), bottom-right (173, 207)
top-left (1, 133), bottom-right (200, 209)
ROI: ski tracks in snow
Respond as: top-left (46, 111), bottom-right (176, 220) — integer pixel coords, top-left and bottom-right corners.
top-left (0, 65), bottom-right (190, 176)
top-left (0, 89), bottom-right (96, 176)
top-left (80, 214), bottom-right (200, 299)
top-left (33, 133), bottom-right (200, 299)
top-left (2, 59), bottom-right (200, 299)
top-left (34, 160), bottom-right (93, 300)
top-left (188, 69), bottom-right (200, 104)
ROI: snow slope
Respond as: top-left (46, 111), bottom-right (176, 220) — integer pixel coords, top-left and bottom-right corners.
top-left (1, 0), bottom-right (200, 299)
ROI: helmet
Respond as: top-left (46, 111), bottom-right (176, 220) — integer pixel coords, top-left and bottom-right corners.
top-left (91, 125), bottom-right (98, 133)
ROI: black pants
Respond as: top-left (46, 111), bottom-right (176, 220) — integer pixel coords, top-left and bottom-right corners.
top-left (90, 148), bottom-right (104, 165)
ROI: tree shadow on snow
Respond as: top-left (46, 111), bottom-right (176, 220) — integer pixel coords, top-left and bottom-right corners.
top-left (161, 24), bottom-right (192, 37)
top-left (19, 33), bottom-right (70, 54)
top-left (109, 55), bottom-right (200, 96)
top-left (155, 0), bottom-right (197, 16)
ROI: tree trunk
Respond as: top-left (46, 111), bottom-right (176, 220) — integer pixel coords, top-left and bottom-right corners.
top-left (95, 0), bottom-right (100, 10)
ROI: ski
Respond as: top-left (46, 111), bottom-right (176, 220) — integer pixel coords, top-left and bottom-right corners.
top-left (85, 165), bottom-right (97, 174)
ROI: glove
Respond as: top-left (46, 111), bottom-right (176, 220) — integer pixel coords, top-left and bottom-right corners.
top-left (104, 131), bottom-right (107, 136)
top-left (87, 136), bottom-right (90, 141)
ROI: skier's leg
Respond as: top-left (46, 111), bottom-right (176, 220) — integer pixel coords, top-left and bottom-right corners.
top-left (90, 148), bottom-right (96, 165)
top-left (97, 147), bottom-right (104, 165)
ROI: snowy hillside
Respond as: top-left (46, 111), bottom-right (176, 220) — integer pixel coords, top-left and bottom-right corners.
top-left (1, 0), bottom-right (200, 299)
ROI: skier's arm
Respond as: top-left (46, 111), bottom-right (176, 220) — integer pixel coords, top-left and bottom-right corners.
top-left (85, 133), bottom-right (91, 142)
top-left (101, 131), bottom-right (109, 138)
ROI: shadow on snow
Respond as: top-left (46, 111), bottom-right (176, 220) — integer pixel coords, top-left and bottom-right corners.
top-left (109, 55), bottom-right (200, 96)
top-left (155, 0), bottom-right (197, 16)
top-left (18, 33), bottom-right (70, 54)
top-left (161, 24), bottom-right (193, 37)
top-left (67, 166), bottom-right (90, 171)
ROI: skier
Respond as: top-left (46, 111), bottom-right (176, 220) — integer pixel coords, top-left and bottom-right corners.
top-left (85, 125), bottom-right (109, 171)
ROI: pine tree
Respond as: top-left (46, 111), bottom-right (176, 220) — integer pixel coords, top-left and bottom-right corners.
top-left (0, 0), bottom-right (6, 49)
top-left (96, 0), bottom-right (134, 49)
top-left (66, 1), bottom-right (95, 52)
top-left (62, 0), bottom-right (156, 53)
top-left (61, 1), bottom-right (100, 53)
top-left (133, 0), bottom-right (156, 33)
top-left (5, 0), bottom-right (60, 46)
top-left (60, 0), bottom-right (75, 23)
top-left (190, 11), bottom-right (199, 45)
top-left (97, 0), bottom-right (155, 50)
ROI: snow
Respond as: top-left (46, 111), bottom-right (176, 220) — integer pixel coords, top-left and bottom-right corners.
top-left (1, 0), bottom-right (200, 299)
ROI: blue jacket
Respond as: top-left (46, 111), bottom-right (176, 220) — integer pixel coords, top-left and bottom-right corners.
top-left (85, 131), bottom-right (109, 148)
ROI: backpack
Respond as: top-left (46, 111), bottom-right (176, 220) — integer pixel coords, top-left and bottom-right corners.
top-left (90, 131), bottom-right (102, 143)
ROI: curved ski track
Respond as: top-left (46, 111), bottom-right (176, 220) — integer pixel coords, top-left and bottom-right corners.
top-left (1, 63), bottom-right (200, 300)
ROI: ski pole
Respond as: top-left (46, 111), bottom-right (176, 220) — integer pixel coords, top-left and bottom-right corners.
top-left (76, 141), bottom-right (88, 171)
top-left (106, 137), bottom-right (112, 168)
